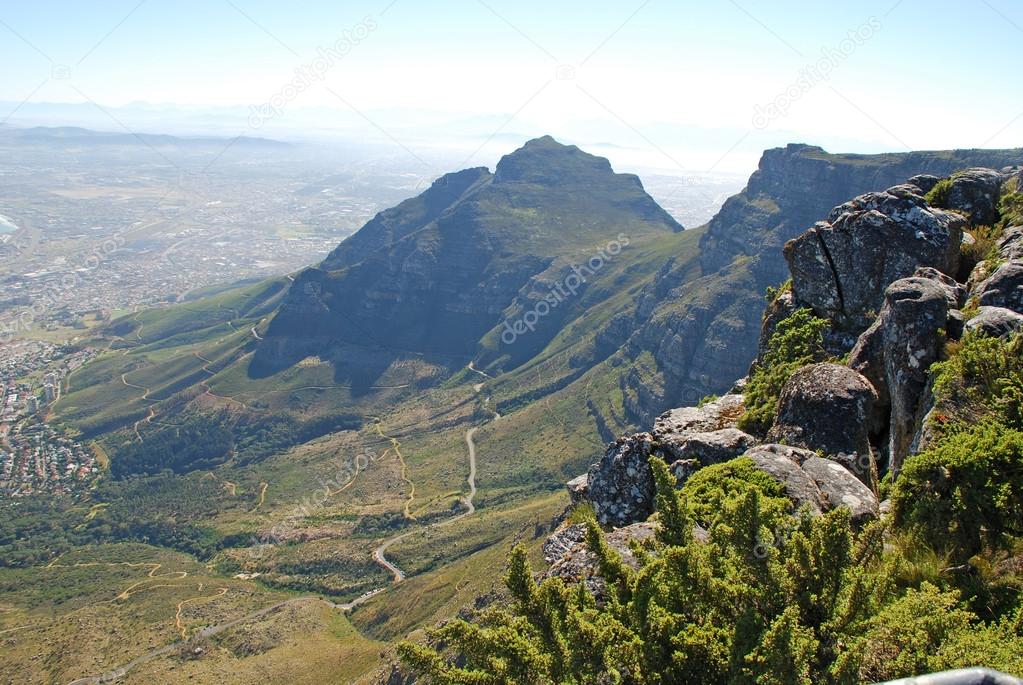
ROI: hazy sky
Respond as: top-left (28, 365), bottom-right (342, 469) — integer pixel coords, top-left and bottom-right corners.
top-left (1, 0), bottom-right (1021, 172)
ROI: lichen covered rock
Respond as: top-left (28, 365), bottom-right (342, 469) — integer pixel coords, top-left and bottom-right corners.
top-left (784, 185), bottom-right (966, 332)
top-left (767, 363), bottom-right (877, 484)
top-left (849, 276), bottom-right (952, 474)
top-left (586, 434), bottom-right (657, 527)
top-left (965, 306), bottom-right (1023, 337)
top-left (945, 167), bottom-right (1007, 226)
top-left (744, 444), bottom-right (879, 524)
top-left (977, 260), bottom-right (1023, 313)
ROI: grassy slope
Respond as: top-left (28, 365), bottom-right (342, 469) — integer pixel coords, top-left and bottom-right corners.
top-left (3, 225), bottom-right (705, 683)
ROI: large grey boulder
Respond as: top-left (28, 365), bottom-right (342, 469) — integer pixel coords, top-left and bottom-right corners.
top-left (566, 474), bottom-right (589, 506)
top-left (767, 363), bottom-right (877, 485)
top-left (784, 185), bottom-right (966, 332)
top-left (662, 427), bottom-right (756, 466)
top-left (744, 445), bottom-right (827, 515)
top-left (997, 226), bottom-right (1023, 262)
top-left (849, 276), bottom-right (951, 474)
top-left (587, 434), bottom-right (657, 527)
top-left (944, 168), bottom-right (1007, 226)
top-left (977, 260), bottom-right (1023, 313)
top-left (653, 393), bottom-right (745, 435)
top-left (965, 306), bottom-right (1023, 337)
top-left (906, 174), bottom-right (941, 195)
top-left (800, 456), bottom-right (880, 525)
top-left (743, 444), bottom-right (879, 523)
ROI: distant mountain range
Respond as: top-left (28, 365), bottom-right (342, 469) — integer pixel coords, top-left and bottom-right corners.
top-left (0, 125), bottom-right (288, 148)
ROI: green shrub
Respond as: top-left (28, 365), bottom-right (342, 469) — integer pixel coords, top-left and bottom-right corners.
top-left (764, 278), bottom-right (792, 303)
top-left (924, 178), bottom-right (952, 207)
top-left (961, 225), bottom-right (1004, 274)
top-left (930, 332), bottom-right (1023, 429)
top-left (891, 420), bottom-right (1023, 560)
top-left (999, 182), bottom-right (1023, 228)
top-left (739, 308), bottom-right (829, 435)
top-left (400, 455), bottom-right (1020, 685)
top-left (680, 457), bottom-right (789, 530)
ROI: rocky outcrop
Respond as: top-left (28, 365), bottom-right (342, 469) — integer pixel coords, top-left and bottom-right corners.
top-left (663, 428), bottom-right (756, 466)
top-left (784, 185), bottom-right (966, 333)
top-left (977, 261), bottom-right (1023, 312)
top-left (766, 363), bottom-right (877, 485)
top-left (619, 145), bottom-right (1023, 426)
top-left (566, 474), bottom-right (589, 506)
top-left (965, 306), bottom-right (1023, 337)
top-left (945, 168), bottom-right (1007, 226)
top-left (907, 174), bottom-right (941, 194)
top-left (849, 276), bottom-right (953, 474)
top-left (588, 393), bottom-right (745, 526)
top-left (587, 434), bottom-right (657, 527)
top-left (743, 444), bottom-right (879, 523)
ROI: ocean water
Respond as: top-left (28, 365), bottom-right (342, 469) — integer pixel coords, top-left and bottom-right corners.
top-left (0, 214), bottom-right (18, 233)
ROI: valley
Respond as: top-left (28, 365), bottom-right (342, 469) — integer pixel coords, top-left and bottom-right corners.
top-left (3, 135), bottom-right (1022, 683)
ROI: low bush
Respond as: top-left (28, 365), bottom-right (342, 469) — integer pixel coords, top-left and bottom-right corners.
top-left (738, 308), bottom-right (829, 435)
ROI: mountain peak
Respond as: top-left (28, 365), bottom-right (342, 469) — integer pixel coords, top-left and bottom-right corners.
top-left (494, 135), bottom-right (613, 184)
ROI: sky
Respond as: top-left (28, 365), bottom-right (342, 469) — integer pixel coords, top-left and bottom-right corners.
top-left (1, 0), bottom-right (1021, 173)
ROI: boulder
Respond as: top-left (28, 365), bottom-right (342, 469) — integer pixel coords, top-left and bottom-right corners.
top-left (744, 445), bottom-right (879, 523)
top-left (965, 306), bottom-right (1023, 337)
top-left (566, 474), bottom-right (589, 506)
top-left (784, 185), bottom-right (966, 331)
top-left (662, 427), bottom-right (757, 466)
top-left (945, 168), bottom-right (1006, 226)
top-left (849, 277), bottom-right (951, 474)
top-left (588, 394), bottom-right (751, 527)
top-left (653, 393), bottom-right (745, 435)
top-left (587, 434), bottom-right (657, 527)
top-left (800, 456), bottom-right (879, 525)
top-left (999, 226), bottom-right (1023, 262)
top-left (913, 266), bottom-right (968, 308)
top-left (744, 445), bottom-right (826, 515)
top-left (767, 363), bottom-right (877, 485)
top-left (669, 459), bottom-right (701, 486)
top-left (977, 260), bottom-right (1023, 313)
top-left (906, 174), bottom-right (941, 195)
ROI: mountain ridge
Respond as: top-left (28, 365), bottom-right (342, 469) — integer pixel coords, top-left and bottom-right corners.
top-left (253, 136), bottom-right (683, 377)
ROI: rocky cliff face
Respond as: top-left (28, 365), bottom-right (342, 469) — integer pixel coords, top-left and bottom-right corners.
top-left (559, 162), bottom-right (1023, 558)
top-left (252, 136), bottom-right (682, 376)
top-left (613, 144), bottom-right (1023, 426)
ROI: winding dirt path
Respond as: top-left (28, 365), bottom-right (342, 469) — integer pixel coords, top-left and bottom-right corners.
top-left (369, 407), bottom-right (496, 585)
top-left (64, 385), bottom-right (499, 683)
top-left (373, 419), bottom-right (416, 520)
top-left (250, 482), bottom-right (269, 512)
top-left (174, 586), bottom-right (229, 639)
top-left (194, 351), bottom-right (249, 409)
